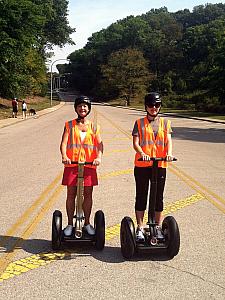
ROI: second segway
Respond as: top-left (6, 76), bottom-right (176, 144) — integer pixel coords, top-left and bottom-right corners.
top-left (120, 157), bottom-right (180, 259)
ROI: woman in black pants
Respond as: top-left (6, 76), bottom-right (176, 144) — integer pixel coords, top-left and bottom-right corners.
top-left (132, 92), bottom-right (173, 241)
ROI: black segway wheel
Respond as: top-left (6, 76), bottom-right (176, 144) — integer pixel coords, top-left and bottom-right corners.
top-left (162, 216), bottom-right (180, 258)
top-left (52, 210), bottom-right (62, 250)
top-left (94, 210), bottom-right (105, 250)
top-left (120, 217), bottom-right (136, 259)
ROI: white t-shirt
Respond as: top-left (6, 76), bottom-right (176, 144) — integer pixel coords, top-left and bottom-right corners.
top-left (79, 131), bottom-right (87, 142)
top-left (22, 103), bottom-right (27, 110)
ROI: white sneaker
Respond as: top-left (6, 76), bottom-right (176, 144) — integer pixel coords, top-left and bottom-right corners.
top-left (64, 225), bottom-right (73, 236)
top-left (136, 227), bottom-right (145, 241)
top-left (84, 224), bottom-right (95, 235)
top-left (156, 225), bottom-right (164, 239)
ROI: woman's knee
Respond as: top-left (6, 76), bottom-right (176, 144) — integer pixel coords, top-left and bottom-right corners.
top-left (66, 186), bottom-right (76, 200)
top-left (83, 186), bottom-right (93, 200)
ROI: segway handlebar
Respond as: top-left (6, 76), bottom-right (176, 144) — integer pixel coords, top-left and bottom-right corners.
top-left (70, 161), bottom-right (93, 165)
top-left (138, 157), bottom-right (177, 162)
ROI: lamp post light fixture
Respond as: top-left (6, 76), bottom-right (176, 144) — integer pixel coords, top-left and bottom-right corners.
top-left (50, 58), bottom-right (69, 106)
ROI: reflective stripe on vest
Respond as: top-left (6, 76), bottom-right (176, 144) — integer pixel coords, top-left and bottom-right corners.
top-left (135, 117), bottom-right (170, 168)
top-left (65, 119), bottom-right (98, 168)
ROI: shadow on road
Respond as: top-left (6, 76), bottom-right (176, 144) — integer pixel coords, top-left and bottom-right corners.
top-left (0, 235), bottom-right (172, 263)
top-left (172, 126), bottom-right (225, 143)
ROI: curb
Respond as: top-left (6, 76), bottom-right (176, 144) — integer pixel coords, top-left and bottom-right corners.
top-left (1, 101), bottom-right (224, 128)
top-left (0, 102), bottom-right (65, 129)
top-left (100, 103), bottom-right (225, 125)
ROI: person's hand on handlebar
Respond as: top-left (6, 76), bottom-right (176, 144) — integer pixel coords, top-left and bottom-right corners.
top-left (93, 157), bottom-right (101, 166)
top-left (62, 156), bottom-right (71, 164)
top-left (166, 155), bottom-right (174, 162)
top-left (140, 152), bottom-right (151, 161)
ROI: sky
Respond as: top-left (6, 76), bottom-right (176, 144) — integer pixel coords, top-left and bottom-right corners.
top-left (49, 0), bottom-right (225, 71)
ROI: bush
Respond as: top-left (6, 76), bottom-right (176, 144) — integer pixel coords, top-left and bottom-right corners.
top-left (195, 96), bottom-right (219, 112)
top-left (163, 94), bottom-right (194, 109)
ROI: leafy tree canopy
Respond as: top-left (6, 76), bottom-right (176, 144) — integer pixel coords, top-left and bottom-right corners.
top-left (65, 3), bottom-right (225, 111)
top-left (100, 48), bottom-right (152, 104)
top-left (0, 0), bottom-right (74, 98)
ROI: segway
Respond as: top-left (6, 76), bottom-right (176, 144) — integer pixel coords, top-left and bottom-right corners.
top-left (52, 161), bottom-right (105, 251)
top-left (120, 157), bottom-right (180, 259)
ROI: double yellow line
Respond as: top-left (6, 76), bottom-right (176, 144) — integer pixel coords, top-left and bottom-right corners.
top-left (0, 193), bottom-right (204, 283)
top-left (0, 172), bottom-right (63, 274)
top-left (169, 164), bottom-right (225, 213)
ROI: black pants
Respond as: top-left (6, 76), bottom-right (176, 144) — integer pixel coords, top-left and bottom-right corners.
top-left (134, 167), bottom-right (166, 212)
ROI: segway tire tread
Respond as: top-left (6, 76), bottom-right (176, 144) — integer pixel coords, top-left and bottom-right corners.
top-left (94, 210), bottom-right (105, 250)
top-left (120, 216), bottom-right (136, 259)
top-left (162, 216), bottom-right (180, 258)
top-left (52, 210), bottom-right (62, 250)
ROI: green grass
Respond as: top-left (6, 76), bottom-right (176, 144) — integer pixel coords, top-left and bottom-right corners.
top-left (26, 99), bottom-right (59, 111)
top-left (160, 109), bottom-right (225, 121)
top-left (0, 98), bottom-right (59, 120)
top-left (0, 104), bottom-right (11, 119)
top-left (106, 100), bottom-right (225, 121)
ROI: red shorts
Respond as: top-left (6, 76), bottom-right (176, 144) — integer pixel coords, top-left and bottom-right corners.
top-left (62, 167), bottom-right (98, 186)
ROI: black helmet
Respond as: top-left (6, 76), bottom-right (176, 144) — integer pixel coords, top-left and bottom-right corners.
top-left (74, 96), bottom-right (91, 113)
top-left (144, 92), bottom-right (161, 107)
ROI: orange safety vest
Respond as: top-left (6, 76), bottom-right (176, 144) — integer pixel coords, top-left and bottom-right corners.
top-left (134, 116), bottom-right (171, 168)
top-left (65, 119), bottom-right (99, 168)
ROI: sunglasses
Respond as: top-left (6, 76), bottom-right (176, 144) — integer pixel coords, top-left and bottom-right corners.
top-left (147, 103), bottom-right (161, 108)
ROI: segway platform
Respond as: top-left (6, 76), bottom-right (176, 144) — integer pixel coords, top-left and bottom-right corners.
top-left (62, 227), bottom-right (95, 243)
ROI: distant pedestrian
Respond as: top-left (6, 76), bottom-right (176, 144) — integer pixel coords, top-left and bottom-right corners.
top-left (22, 100), bottom-right (27, 119)
top-left (12, 98), bottom-right (18, 118)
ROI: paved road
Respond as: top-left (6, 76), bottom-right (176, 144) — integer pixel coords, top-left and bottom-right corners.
top-left (0, 99), bottom-right (225, 299)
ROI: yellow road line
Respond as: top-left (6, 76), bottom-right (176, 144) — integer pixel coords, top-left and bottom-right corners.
top-left (105, 193), bottom-right (204, 240)
top-left (0, 168), bottom-right (128, 242)
top-left (0, 185), bottom-right (63, 275)
top-left (99, 169), bottom-right (132, 179)
top-left (0, 193), bottom-right (204, 283)
top-left (0, 173), bottom-right (62, 248)
top-left (104, 149), bottom-right (131, 155)
top-left (0, 168), bottom-right (132, 277)
top-left (0, 252), bottom-right (68, 281)
top-left (97, 110), bottom-right (131, 138)
top-left (169, 165), bottom-right (225, 213)
top-left (171, 164), bottom-right (225, 206)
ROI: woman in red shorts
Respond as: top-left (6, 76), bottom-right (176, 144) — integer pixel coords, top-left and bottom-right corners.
top-left (60, 96), bottom-right (103, 236)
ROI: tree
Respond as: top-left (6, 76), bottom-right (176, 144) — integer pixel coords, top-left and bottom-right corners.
top-left (42, 0), bottom-right (75, 49)
top-left (182, 17), bottom-right (225, 93)
top-left (203, 18), bottom-right (225, 104)
top-left (101, 48), bottom-right (152, 105)
top-left (67, 3), bottom-right (225, 109)
top-left (0, 0), bottom-right (74, 98)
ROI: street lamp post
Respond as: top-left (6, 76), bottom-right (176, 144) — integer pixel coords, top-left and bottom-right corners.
top-left (50, 58), bottom-right (69, 106)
